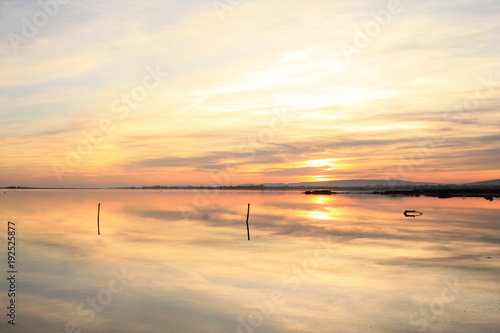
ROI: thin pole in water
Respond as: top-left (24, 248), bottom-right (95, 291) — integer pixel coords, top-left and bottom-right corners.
top-left (246, 203), bottom-right (250, 241)
top-left (97, 203), bottom-right (101, 235)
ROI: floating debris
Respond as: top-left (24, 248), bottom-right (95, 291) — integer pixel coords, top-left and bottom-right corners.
top-left (404, 210), bottom-right (423, 217)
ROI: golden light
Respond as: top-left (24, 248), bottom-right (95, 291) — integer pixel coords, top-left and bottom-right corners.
top-left (308, 210), bottom-right (331, 220)
top-left (301, 158), bottom-right (339, 168)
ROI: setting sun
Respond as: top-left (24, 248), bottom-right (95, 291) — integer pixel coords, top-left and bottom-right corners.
top-left (301, 158), bottom-right (340, 169)
top-left (1, 1), bottom-right (499, 332)
top-left (0, 0), bottom-right (498, 188)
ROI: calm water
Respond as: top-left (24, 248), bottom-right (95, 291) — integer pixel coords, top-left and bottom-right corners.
top-left (1, 189), bottom-right (499, 333)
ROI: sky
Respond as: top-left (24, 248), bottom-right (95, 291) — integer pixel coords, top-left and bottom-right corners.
top-left (0, 0), bottom-right (499, 187)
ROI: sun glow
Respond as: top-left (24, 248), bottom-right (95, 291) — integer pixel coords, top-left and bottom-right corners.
top-left (1, 1), bottom-right (498, 188)
top-left (301, 158), bottom-right (339, 168)
top-left (308, 210), bottom-right (332, 220)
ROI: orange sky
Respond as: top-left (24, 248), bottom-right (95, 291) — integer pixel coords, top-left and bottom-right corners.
top-left (1, 0), bottom-right (499, 187)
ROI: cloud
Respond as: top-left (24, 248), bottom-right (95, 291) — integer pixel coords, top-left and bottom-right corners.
top-left (1, 0), bottom-right (500, 186)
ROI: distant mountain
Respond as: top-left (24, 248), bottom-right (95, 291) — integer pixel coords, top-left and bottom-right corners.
top-left (462, 179), bottom-right (500, 187)
top-left (263, 179), bottom-right (439, 188)
top-left (260, 178), bottom-right (500, 188)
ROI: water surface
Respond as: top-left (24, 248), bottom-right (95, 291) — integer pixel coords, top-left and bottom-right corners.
top-left (1, 190), bottom-right (499, 332)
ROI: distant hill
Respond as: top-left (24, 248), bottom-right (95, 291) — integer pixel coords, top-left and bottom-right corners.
top-left (461, 179), bottom-right (500, 187)
top-left (263, 179), bottom-right (439, 188)
top-left (261, 179), bottom-right (500, 188)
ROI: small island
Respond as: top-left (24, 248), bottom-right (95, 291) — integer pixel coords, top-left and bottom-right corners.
top-left (304, 190), bottom-right (337, 195)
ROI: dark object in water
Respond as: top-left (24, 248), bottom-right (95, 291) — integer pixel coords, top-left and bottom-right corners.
top-left (404, 210), bottom-right (423, 217)
top-left (437, 192), bottom-right (453, 199)
top-left (304, 190), bottom-right (336, 195)
top-left (484, 196), bottom-right (494, 201)
top-left (246, 203), bottom-right (250, 241)
top-left (97, 203), bottom-right (101, 235)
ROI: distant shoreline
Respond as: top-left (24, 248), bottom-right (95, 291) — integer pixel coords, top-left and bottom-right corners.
top-left (372, 188), bottom-right (500, 200)
top-left (2, 185), bottom-right (499, 199)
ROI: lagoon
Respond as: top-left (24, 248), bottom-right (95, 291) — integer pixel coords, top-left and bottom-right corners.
top-left (1, 189), bottom-right (499, 332)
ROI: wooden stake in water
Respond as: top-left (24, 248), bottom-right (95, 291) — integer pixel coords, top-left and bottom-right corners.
top-left (97, 203), bottom-right (101, 235)
top-left (246, 203), bottom-right (251, 241)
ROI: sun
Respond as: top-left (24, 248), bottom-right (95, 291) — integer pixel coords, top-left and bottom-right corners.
top-left (301, 158), bottom-right (339, 169)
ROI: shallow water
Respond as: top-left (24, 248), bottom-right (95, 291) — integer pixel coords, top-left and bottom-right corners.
top-left (1, 189), bottom-right (499, 332)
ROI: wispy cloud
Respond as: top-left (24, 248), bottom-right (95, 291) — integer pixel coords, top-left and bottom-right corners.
top-left (1, 0), bottom-right (499, 186)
